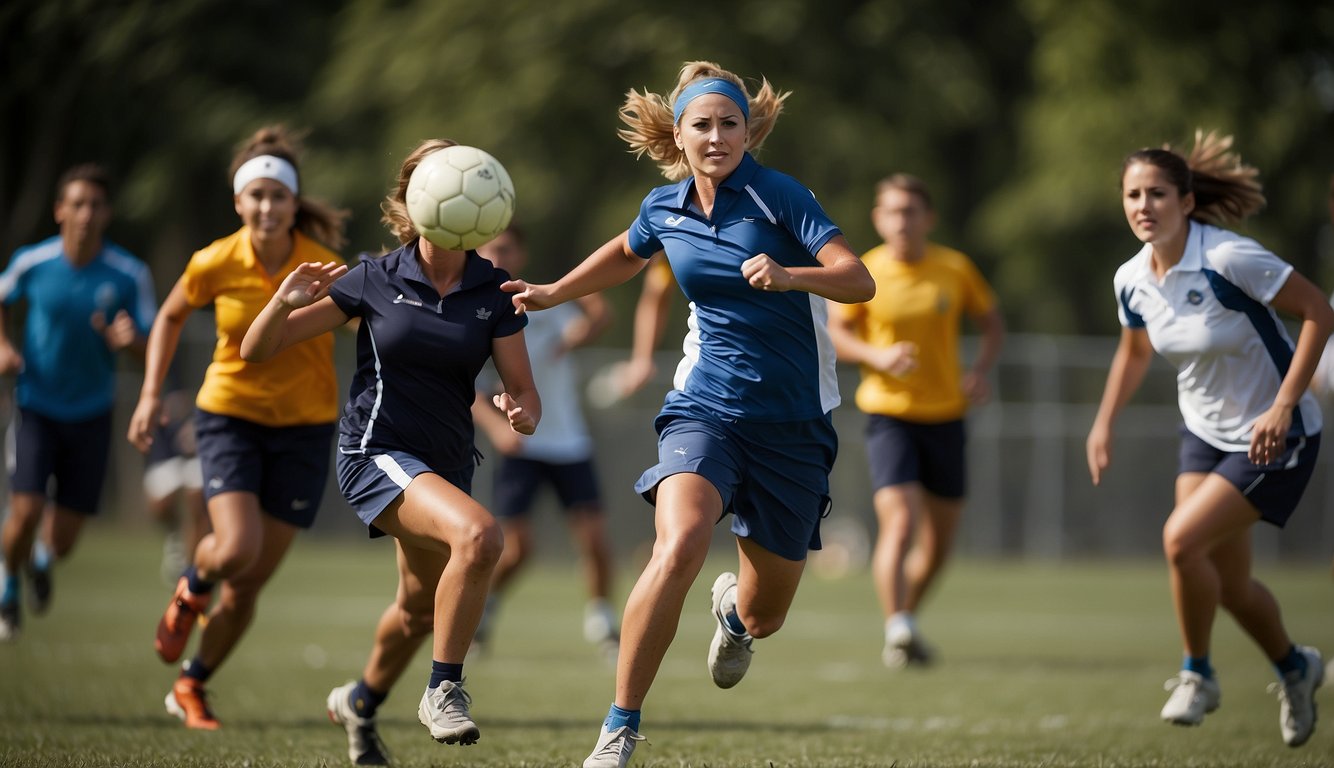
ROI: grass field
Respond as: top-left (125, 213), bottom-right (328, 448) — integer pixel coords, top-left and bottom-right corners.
top-left (0, 526), bottom-right (1330, 767)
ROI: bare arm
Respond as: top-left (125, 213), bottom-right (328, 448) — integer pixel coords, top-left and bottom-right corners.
top-left (0, 306), bottom-right (21, 376)
top-left (1246, 270), bottom-right (1334, 464)
top-left (504, 231), bottom-right (650, 313)
top-left (240, 261), bottom-right (349, 362)
top-left (1086, 326), bottom-right (1154, 485)
top-left (826, 310), bottom-right (918, 377)
top-left (615, 256), bottom-right (677, 396)
top-left (490, 330), bottom-right (540, 435)
top-left (471, 386), bottom-right (523, 455)
top-left (127, 283), bottom-right (194, 453)
top-left (961, 306), bottom-right (1005, 404)
top-left (740, 234), bottom-right (876, 304)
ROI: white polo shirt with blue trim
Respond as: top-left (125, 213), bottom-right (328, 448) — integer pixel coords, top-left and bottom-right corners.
top-left (1113, 221), bottom-right (1322, 451)
top-left (627, 152), bottom-right (842, 422)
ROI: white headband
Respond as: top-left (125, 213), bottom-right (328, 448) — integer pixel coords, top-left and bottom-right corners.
top-left (232, 155), bottom-right (299, 195)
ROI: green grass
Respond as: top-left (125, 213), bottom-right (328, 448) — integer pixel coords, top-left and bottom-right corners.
top-left (1, 526), bottom-right (1331, 767)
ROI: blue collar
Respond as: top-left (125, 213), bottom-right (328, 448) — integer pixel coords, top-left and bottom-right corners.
top-left (672, 152), bottom-right (761, 210)
top-left (395, 240), bottom-right (495, 292)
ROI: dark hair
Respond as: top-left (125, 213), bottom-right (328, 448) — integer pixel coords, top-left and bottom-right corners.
top-left (874, 173), bottom-right (933, 210)
top-left (1121, 130), bottom-right (1264, 227)
top-left (55, 163), bottom-right (112, 203)
top-left (232, 125), bottom-right (349, 250)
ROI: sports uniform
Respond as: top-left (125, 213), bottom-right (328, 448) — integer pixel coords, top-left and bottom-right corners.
top-left (178, 227), bottom-right (341, 528)
top-left (0, 235), bottom-right (155, 515)
top-left (329, 242), bottom-right (526, 534)
top-left (1114, 221), bottom-right (1321, 525)
top-left (627, 151), bottom-right (842, 561)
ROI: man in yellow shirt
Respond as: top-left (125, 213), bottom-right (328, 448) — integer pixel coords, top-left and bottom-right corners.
top-left (829, 174), bottom-right (1004, 668)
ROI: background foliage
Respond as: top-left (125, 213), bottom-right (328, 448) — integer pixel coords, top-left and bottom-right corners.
top-left (3, 0), bottom-right (1334, 337)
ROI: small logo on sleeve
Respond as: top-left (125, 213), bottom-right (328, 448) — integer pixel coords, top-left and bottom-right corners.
top-left (475, 308), bottom-right (493, 320)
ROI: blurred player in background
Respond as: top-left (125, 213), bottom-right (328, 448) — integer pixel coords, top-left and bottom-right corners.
top-left (471, 225), bottom-right (620, 659)
top-left (0, 163), bottom-right (155, 642)
top-left (828, 173), bottom-right (1003, 669)
top-left (504, 61), bottom-right (875, 768)
top-left (142, 365), bottom-right (208, 584)
top-left (1086, 131), bottom-right (1331, 747)
top-left (1312, 173), bottom-right (1334, 402)
top-left (242, 138), bottom-right (538, 764)
top-left (128, 125), bottom-right (347, 730)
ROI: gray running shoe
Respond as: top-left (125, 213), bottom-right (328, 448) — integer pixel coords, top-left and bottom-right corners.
top-left (706, 572), bottom-right (752, 688)
top-left (327, 681), bottom-right (391, 766)
top-left (1160, 670), bottom-right (1221, 726)
top-left (583, 724), bottom-right (646, 768)
top-left (883, 623), bottom-right (934, 669)
top-left (417, 680), bottom-right (479, 745)
top-left (1270, 645), bottom-right (1323, 747)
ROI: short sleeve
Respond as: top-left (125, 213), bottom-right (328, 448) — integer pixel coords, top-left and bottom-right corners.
top-left (955, 256), bottom-right (997, 316)
top-left (626, 196), bottom-right (663, 259)
top-left (1113, 262), bottom-right (1146, 329)
top-left (772, 174), bottom-right (841, 256)
top-left (126, 259), bottom-right (157, 333)
top-left (178, 250), bottom-right (216, 308)
top-left (1206, 237), bottom-right (1293, 305)
top-left (327, 262), bottom-right (369, 318)
top-left (491, 295), bottom-right (527, 338)
top-left (0, 251), bottom-right (28, 305)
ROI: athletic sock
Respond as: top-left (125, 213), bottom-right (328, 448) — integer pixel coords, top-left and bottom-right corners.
top-left (1274, 645), bottom-right (1307, 679)
top-left (1, 573), bottom-right (18, 607)
top-left (723, 606), bottom-right (748, 637)
top-left (429, 660), bottom-right (463, 688)
top-left (604, 703), bottom-right (640, 732)
top-left (31, 540), bottom-right (52, 572)
top-left (182, 658), bottom-right (213, 683)
top-left (185, 565), bottom-right (215, 596)
top-left (350, 678), bottom-right (388, 718)
top-left (1184, 654), bottom-right (1214, 680)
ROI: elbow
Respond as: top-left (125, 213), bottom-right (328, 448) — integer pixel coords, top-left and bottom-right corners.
top-left (850, 274), bottom-right (876, 304)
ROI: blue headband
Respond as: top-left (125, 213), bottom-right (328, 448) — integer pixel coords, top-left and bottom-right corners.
top-left (672, 78), bottom-right (750, 124)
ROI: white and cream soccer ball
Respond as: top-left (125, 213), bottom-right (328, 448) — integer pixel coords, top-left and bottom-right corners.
top-left (406, 145), bottom-right (515, 251)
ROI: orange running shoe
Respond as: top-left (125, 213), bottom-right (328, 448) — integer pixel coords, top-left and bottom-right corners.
top-left (155, 576), bottom-right (211, 663)
top-left (165, 676), bottom-right (220, 730)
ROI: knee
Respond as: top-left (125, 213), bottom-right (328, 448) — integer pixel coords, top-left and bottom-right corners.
top-left (1161, 520), bottom-right (1200, 568)
top-left (650, 527), bottom-right (710, 578)
top-left (212, 545), bottom-right (259, 576)
top-left (740, 610), bottom-right (785, 639)
top-left (453, 519), bottom-right (504, 572)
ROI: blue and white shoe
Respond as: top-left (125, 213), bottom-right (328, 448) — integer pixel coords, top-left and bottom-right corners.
top-left (706, 572), bottom-right (752, 688)
top-left (1270, 645), bottom-right (1323, 747)
top-left (1161, 670), bottom-right (1221, 725)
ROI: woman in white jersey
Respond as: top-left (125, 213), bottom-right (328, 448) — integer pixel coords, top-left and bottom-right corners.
top-left (1087, 130), bottom-right (1332, 748)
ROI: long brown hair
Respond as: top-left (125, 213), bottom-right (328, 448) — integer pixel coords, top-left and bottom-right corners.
top-left (1121, 129), bottom-right (1264, 227)
top-left (380, 139), bottom-right (459, 245)
top-left (231, 125), bottom-right (350, 250)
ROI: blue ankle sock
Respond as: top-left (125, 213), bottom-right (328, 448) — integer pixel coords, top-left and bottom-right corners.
top-left (723, 607), bottom-right (747, 637)
top-left (351, 679), bottom-right (388, 718)
top-left (1274, 646), bottom-right (1306, 678)
top-left (429, 660), bottom-right (463, 688)
top-left (1184, 655), bottom-right (1214, 679)
top-left (183, 658), bottom-right (213, 682)
top-left (1, 573), bottom-right (19, 607)
top-left (185, 566), bottom-right (214, 596)
top-left (604, 703), bottom-right (640, 732)
top-left (31, 540), bottom-right (52, 571)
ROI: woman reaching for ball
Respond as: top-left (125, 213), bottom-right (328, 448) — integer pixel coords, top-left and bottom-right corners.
top-left (128, 125), bottom-right (348, 731)
top-left (242, 138), bottom-right (539, 764)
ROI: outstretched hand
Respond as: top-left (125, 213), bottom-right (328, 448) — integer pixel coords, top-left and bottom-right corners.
top-left (278, 261), bottom-right (348, 309)
top-left (501, 279), bottom-right (556, 315)
top-left (493, 392), bottom-right (535, 435)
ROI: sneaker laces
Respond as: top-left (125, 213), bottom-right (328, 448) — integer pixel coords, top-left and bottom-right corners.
top-left (1163, 674), bottom-right (1197, 693)
top-left (431, 681), bottom-right (473, 718)
top-left (591, 727), bottom-right (647, 760)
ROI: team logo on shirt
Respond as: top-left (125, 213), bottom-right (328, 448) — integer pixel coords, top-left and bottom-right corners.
top-left (665, 215), bottom-right (687, 226)
top-left (1186, 289), bottom-right (1204, 305)
top-left (475, 308), bottom-right (492, 320)
top-left (393, 293), bottom-right (424, 307)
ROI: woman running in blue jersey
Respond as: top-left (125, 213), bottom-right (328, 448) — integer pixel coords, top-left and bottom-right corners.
top-left (1087, 131), bottom-right (1331, 748)
top-left (504, 61), bottom-right (875, 768)
top-left (242, 138), bottom-right (539, 764)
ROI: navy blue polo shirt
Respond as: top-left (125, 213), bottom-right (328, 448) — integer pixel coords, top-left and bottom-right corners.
top-left (328, 242), bottom-right (526, 473)
top-left (627, 152), bottom-right (843, 421)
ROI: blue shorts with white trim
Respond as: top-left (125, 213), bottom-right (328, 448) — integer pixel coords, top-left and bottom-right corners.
top-left (337, 449), bottom-right (475, 538)
top-left (633, 400), bottom-right (836, 561)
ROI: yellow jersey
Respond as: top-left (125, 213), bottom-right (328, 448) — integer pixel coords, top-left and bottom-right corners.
top-left (835, 242), bottom-right (995, 422)
top-left (180, 228), bottom-right (342, 426)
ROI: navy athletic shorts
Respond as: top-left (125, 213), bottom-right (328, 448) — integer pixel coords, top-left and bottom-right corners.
top-left (1177, 427), bottom-right (1320, 528)
top-left (336, 449), bottom-right (475, 538)
top-left (10, 407), bottom-right (112, 516)
top-left (194, 408), bottom-right (334, 529)
top-left (864, 414), bottom-right (966, 499)
top-left (492, 456), bottom-right (601, 519)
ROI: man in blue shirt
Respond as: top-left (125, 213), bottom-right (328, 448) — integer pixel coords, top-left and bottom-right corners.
top-left (0, 164), bottom-right (155, 641)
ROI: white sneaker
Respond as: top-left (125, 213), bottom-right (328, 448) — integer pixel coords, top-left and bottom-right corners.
top-left (326, 681), bottom-right (391, 766)
top-left (583, 724), bottom-right (646, 768)
top-left (883, 622), bottom-right (934, 669)
top-left (584, 600), bottom-right (619, 644)
top-left (1160, 670), bottom-right (1221, 725)
top-left (706, 572), bottom-right (752, 689)
top-left (417, 680), bottom-right (479, 745)
top-left (0, 602), bottom-right (18, 642)
top-left (1270, 645), bottom-right (1323, 747)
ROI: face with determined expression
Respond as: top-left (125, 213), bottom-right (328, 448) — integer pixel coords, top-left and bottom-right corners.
top-left (674, 92), bottom-right (748, 182)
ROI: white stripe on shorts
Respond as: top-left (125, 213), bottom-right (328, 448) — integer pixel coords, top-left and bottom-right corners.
top-left (373, 453), bottom-right (413, 489)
